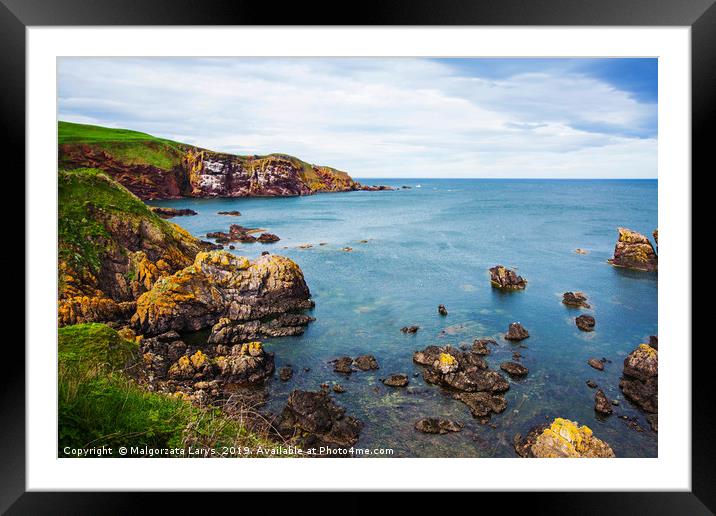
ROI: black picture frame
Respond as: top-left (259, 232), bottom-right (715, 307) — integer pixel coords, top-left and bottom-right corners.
top-left (3, 0), bottom-right (709, 512)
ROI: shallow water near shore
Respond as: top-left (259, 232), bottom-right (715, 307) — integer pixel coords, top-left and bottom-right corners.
top-left (150, 178), bottom-right (658, 458)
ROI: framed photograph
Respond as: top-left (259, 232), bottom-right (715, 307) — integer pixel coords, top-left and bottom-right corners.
top-left (5, 0), bottom-right (710, 510)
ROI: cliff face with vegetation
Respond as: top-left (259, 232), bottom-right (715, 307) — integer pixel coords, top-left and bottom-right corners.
top-left (59, 121), bottom-right (359, 200)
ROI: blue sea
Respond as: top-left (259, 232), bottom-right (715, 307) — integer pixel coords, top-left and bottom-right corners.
top-left (150, 179), bottom-right (658, 458)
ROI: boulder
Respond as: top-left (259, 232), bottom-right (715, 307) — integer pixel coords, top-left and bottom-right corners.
top-left (594, 389), bottom-right (613, 415)
top-left (208, 313), bottom-right (315, 343)
top-left (489, 265), bottom-right (527, 290)
top-left (415, 418), bottom-right (463, 434)
top-left (382, 374), bottom-right (409, 387)
top-left (452, 392), bottom-right (507, 420)
top-left (576, 314), bottom-right (596, 332)
top-left (276, 390), bottom-right (363, 448)
top-left (149, 207), bottom-right (197, 219)
top-left (500, 361), bottom-right (529, 377)
top-left (257, 233), bottom-right (280, 243)
top-left (471, 338), bottom-right (496, 355)
top-left (619, 343), bottom-right (658, 413)
top-left (401, 325), bottom-right (420, 334)
top-left (354, 355), bottom-right (379, 371)
top-left (608, 227), bottom-right (658, 272)
top-left (505, 322), bottom-right (529, 341)
top-left (132, 251), bottom-right (314, 335)
top-left (332, 356), bottom-right (354, 374)
top-left (438, 304), bottom-right (448, 316)
top-left (515, 418), bottom-right (615, 458)
top-left (562, 291), bottom-right (591, 309)
top-left (588, 358), bottom-right (605, 371)
top-left (213, 342), bottom-right (275, 385)
top-left (279, 366), bottom-right (293, 382)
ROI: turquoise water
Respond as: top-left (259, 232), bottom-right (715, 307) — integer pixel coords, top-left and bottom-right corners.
top-left (150, 179), bottom-right (658, 457)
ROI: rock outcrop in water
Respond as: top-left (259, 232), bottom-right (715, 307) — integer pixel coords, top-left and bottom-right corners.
top-left (59, 121), bottom-right (391, 200)
top-left (619, 343), bottom-right (658, 414)
top-left (575, 314), bottom-right (596, 332)
top-left (489, 265), bottom-right (527, 290)
top-left (608, 227), bottom-right (658, 272)
top-left (150, 207), bottom-right (198, 218)
top-left (132, 250), bottom-right (314, 335)
top-left (415, 418), bottom-right (463, 434)
top-left (514, 418), bottom-right (615, 458)
top-left (276, 390), bottom-right (363, 449)
top-left (505, 322), bottom-right (529, 341)
top-left (562, 291), bottom-right (590, 309)
top-left (413, 345), bottom-right (509, 422)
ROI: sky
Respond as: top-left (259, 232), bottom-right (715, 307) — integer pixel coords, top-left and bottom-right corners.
top-left (58, 57), bottom-right (657, 179)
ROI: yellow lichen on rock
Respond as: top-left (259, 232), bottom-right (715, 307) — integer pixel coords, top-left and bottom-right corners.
top-left (190, 350), bottom-right (208, 368)
top-left (531, 418), bottom-right (614, 458)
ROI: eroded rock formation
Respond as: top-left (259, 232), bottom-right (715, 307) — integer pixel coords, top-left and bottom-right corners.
top-left (514, 418), bottom-right (615, 458)
top-left (608, 227), bottom-right (658, 272)
top-left (619, 343), bottom-right (658, 414)
top-left (132, 251), bottom-right (314, 335)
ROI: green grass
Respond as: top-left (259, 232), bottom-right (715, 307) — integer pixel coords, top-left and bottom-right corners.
top-left (58, 121), bottom-right (185, 169)
top-left (58, 324), bottom-right (278, 456)
top-left (58, 167), bottom-right (160, 275)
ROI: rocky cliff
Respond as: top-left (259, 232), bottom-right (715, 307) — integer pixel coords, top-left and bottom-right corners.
top-left (59, 121), bottom-right (361, 200)
top-left (58, 168), bottom-right (313, 333)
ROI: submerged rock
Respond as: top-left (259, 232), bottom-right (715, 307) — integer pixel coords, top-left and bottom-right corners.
top-left (218, 210), bottom-right (241, 216)
top-left (608, 227), bottom-right (658, 272)
top-left (279, 366), bottom-right (293, 382)
top-left (619, 343), bottom-right (658, 414)
top-left (382, 374), bottom-right (409, 387)
top-left (515, 418), bottom-right (615, 458)
top-left (594, 389), bottom-right (613, 415)
top-left (471, 338), bottom-right (496, 355)
top-left (586, 379), bottom-right (598, 389)
top-left (332, 384), bottom-right (345, 393)
top-left (415, 418), bottom-right (463, 434)
top-left (500, 361), bottom-right (529, 377)
top-left (489, 265), bottom-right (527, 290)
top-left (401, 325), bottom-right (420, 334)
top-left (505, 322), bottom-right (529, 341)
top-left (452, 392), bottom-right (507, 420)
top-left (132, 251), bottom-right (314, 335)
top-left (574, 248), bottom-right (589, 255)
top-left (576, 314), bottom-right (596, 332)
top-left (438, 304), bottom-right (448, 316)
top-left (276, 390), bottom-right (363, 448)
top-left (562, 291), bottom-right (591, 309)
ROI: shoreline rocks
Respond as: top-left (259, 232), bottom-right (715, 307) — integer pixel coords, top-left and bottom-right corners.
top-left (619, 343), bottom-right (658, 414)
top-left (608, 227), bottom-right (658, 272)
top-left (514, 418), bottom-right (615, 458)
top-left (489, 265), bottom-right (527, 290)
top-left (500, 361), bottom-right (529, 378)
top-left (132, 251), bottom-right (314, 336)
top-left (276, 390), bottom-right (363, 449)
top-left (150, 207), bottom-right (198, 218)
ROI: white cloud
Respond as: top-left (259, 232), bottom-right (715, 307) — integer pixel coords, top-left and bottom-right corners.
top-left (58, 57), bottom-right (657, 178)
